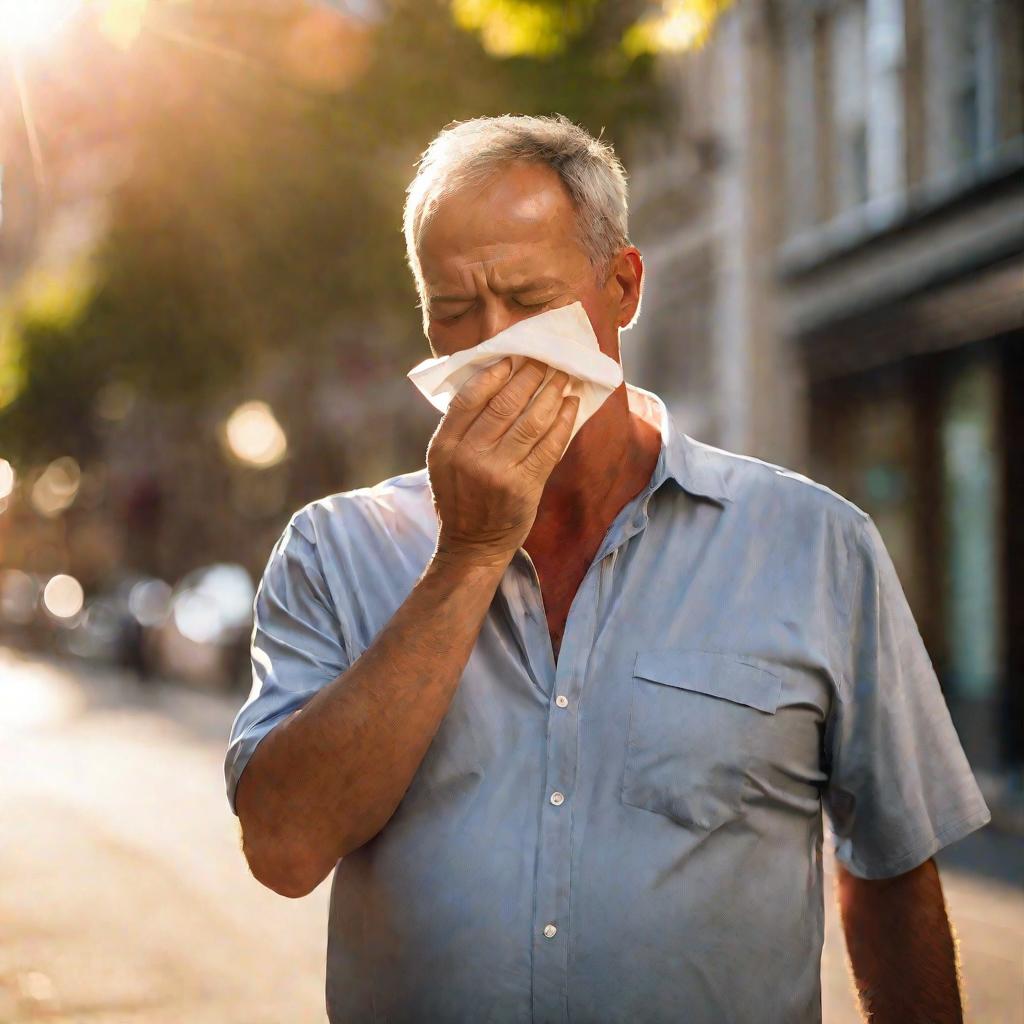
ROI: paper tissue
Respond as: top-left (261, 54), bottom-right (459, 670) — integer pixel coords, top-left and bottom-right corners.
top-left (406, 301), bottom-right (623, 444)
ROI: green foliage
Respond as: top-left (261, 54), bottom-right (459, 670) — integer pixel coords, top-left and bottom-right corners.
top-left (451, 0), bottom-right (735, 59)
top-left (452, 0), bottom-right (604, 57)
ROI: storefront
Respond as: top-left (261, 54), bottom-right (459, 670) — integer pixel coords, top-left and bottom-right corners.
top-left (807, 317), bottom-right (1021, 777)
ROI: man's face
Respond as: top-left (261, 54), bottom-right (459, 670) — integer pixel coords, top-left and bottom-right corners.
top-left (417, 161), bottom-right (640, 362)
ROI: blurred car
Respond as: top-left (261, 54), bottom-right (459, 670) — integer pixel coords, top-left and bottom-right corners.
top-left (62, 573), bottom-right (172, 677)
top-left (148, 562), bottom-right (255, 693)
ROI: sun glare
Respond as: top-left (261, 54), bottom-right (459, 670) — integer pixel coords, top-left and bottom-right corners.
top-left (0, 0), bottom-right (81, 52)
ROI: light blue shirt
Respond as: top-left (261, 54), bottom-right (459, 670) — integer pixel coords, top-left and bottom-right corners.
top-left (225, 383), bottom-right (991, 1023)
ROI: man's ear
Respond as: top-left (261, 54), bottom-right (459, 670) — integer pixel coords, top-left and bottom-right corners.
top-left (611, 247), bottom-right (643, 329)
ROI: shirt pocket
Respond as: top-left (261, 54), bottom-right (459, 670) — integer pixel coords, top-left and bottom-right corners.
top-left (621, 648), bottom-right (783, 831)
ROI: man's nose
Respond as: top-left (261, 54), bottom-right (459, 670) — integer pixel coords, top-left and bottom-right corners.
top-left (479, 297), bottom-right (518, 344)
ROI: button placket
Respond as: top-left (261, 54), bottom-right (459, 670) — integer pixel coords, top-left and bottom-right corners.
top-left (519, 499), bottom-right (652, 1023)
top-left (520, 547), bottom-right (596, 1024)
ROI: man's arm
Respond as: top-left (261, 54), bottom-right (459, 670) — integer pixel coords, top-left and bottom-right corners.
top-left (836, 857), bottom-right (964, 1023)
top-left (235, 356), bottom-right (578, 898)
top-left (235, 551), bottom-right (508, 897)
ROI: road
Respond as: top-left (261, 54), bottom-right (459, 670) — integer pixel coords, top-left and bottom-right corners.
top-left (1, 646), bottom-right (1021, 1023)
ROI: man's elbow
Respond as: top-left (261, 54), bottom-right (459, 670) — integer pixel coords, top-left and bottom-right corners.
top-left (256, 867), bottom-right (322, 901)
top-left (242, 832), bottom-right (332, 899)
top-left (235, 799), bottom-right (330, 898)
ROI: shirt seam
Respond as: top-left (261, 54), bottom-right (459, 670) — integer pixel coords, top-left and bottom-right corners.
top-left (287, 507), bottom-right (358, 660)
top-left (841, 802), bottom-right (991, 878)
top-left (826, 512), bottom-right (870, 783)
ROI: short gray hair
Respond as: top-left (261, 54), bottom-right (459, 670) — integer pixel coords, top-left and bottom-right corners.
top-left (403, 113), bottom-right (630, 304)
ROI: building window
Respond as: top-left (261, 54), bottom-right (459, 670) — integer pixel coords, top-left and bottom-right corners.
top-left (926, 0), bottom-right (1001, 175)
top-left (831, 0), bottom-right (870, 212)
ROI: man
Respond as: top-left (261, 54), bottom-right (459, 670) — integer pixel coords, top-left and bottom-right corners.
top-left (225, 115), bottom-right (992, 1023)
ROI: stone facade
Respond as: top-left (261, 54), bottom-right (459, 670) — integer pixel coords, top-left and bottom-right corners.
top-left (627, 0), bottom-right (1024, 776)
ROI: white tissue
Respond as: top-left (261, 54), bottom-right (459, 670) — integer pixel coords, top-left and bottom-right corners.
top-left (406, 301), bottom-right (623, 444)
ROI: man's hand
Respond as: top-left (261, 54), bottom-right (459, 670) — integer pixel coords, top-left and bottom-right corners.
top-left (427, 355), bottom-right (580, 567)
top-left (836, 857), bottom-right (965, 1023)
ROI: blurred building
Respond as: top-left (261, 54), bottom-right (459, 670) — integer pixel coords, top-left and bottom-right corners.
top-left (629, 0), bottom-right (1024, 787)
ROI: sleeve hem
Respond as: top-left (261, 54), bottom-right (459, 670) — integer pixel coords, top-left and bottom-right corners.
top-left (834, 801), bottom-right (993, 880)
top-left (225, 717), bottom-right (289, 817)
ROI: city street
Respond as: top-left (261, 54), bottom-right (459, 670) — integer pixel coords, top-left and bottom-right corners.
top-left (1, 646), bottom-right (1021, 1023)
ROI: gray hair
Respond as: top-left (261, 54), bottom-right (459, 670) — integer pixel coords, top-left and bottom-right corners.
top-left (403, 114), bottom-right (630, 305)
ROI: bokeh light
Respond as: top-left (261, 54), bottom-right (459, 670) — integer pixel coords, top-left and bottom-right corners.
top-left (0, 458), bottom-right (15, 501)
top-left (128, 578), bottom-right (172, 627)
top-left (30, 456), bottom-right (81, 518)
top-left (97, 0), bottom-right (148, 50)
top-left (223, 401), bottom-right (288, 468)
top-left (172, 564), bottom-right (253, 644)
top-left (283, 6), bottom-right (374, 91)
top-left (172, 588), bottom-right (221, 645)
top-left (42, 574), bottom-right (84, 619)
top-left (94, 381), bottom-right (137, 423)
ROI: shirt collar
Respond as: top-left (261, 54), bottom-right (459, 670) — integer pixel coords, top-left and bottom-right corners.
top-left (627, 383), bottom-right (734, 506)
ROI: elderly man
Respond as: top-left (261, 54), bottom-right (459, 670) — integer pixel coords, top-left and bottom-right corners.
top-left (225, 115), bottom-right (991, 1023)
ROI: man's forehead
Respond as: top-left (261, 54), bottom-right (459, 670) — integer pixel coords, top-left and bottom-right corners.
top-left (421, 164), bottom-right (578, 250)
top-left (424, 254), bottom-right (568, 291)
top-left (433, 161), bottom-right (572, 224)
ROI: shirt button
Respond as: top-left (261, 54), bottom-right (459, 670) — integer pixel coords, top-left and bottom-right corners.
top-left (543, 923), bottom-right (557, 938)
top-left (555, 695), bottom-right (569, 708)
top-left (550, 791), bottom-right (565, 806)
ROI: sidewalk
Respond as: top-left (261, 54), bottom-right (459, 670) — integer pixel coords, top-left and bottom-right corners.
top-left (1, 647), bottom-right (1021, 1022)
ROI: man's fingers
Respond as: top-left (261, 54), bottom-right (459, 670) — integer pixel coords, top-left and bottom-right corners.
top-left (440, 357), bottom-right (517, 442)
top-left (519, 394), bottom-right (580, 477)
top-left (494, 367), bottom-right (571, 459)
top-left (459, 358), bottom-right (550, 450)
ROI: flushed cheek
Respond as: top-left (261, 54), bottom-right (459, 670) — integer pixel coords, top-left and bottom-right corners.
top-left (576, 293), bottom-right (620, 362)
top-left (428, 319), bottom-right (480, 353)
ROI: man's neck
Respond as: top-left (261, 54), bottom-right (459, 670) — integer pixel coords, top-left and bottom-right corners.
top-left (528, 385), bottom-right (662, 551)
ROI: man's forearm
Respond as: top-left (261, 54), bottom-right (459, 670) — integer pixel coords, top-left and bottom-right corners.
top-left (235, 549), bottom-right (509, 896)
top-left (836, 857), bottom-right (963, 1023)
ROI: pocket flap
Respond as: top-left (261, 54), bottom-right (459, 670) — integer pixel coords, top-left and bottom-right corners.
top-left (633, 649), bottom-right (782, 714)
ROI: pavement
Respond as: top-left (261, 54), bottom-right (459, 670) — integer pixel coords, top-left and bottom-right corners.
top-left (0, 646), bottom-right (1021, 1023)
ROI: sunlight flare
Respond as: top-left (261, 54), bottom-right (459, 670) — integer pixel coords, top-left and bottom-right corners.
top-left (0, 0), bottom-right (81, 52)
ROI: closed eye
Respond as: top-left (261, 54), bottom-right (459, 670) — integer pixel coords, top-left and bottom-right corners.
top-left (433, 303), bottom-right (474, 323)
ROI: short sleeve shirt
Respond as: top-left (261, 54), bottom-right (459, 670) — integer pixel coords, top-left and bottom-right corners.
top-left (225, 383), bottom-right (991, 1024)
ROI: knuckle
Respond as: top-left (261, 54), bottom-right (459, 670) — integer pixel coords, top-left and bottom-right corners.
top-left (487, 388), bottom-right (523, 418)
top-left (520, 445), bottom-right (550, 476)
top-left (509, 416), bottom-right (544, 445)
top-left (449, 388), bottom-right (480, 413)
top-left (522, 366), bottom-right (547, 389)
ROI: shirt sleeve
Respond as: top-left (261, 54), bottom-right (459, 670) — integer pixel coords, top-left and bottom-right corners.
top-left (823, 513), bottom-right (991, 879)
top-left (224, 508), bottom-right (353, 817)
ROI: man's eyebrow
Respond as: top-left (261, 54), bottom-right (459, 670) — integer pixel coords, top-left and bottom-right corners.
top-left (492, 276), bottom-right (564, 294)
top-left (426, 276), bottom-right (566, 306)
